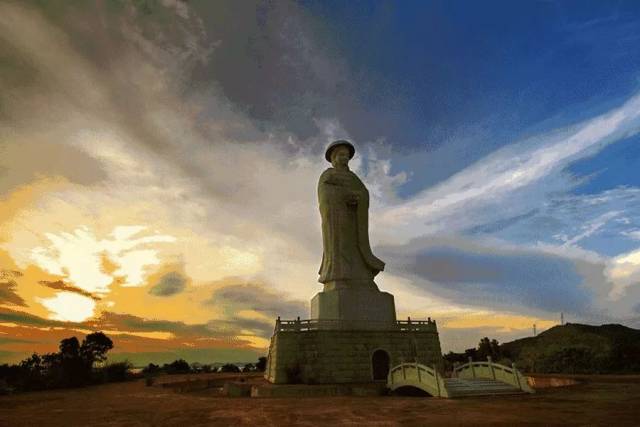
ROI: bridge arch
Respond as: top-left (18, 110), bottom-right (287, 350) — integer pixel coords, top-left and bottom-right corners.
top-left (387, 363), bottom-right (448, 397)
top-left (393, 385), bottom-right (431, 396)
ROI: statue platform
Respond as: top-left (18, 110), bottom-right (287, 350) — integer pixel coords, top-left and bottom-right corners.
top-left (264, 317), bottom-right (442, 384)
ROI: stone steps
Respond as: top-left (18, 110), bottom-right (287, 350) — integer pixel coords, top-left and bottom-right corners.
top-left (444, 378), bottom-right (524, 397)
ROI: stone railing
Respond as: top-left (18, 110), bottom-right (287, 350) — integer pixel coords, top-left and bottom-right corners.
top-left (453, 356), bottom-right (534, 393)
top-left (273, 317), bottom-right (437, 333)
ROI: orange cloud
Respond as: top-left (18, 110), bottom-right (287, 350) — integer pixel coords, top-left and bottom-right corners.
top-left (38, 280), bottom-right (101, 301)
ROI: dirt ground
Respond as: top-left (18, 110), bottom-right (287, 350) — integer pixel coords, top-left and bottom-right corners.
top-left (1, 374), bottom-right (639, 426)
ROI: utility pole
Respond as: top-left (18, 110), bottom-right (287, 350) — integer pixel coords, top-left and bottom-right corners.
top-left (561, 312), bottom-right (564, 326)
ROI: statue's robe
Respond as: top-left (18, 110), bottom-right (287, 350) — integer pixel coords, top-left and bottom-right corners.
top-left (317, 167), bottom-right (385, 284)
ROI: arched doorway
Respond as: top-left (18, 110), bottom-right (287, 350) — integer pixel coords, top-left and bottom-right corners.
top-left (371, 349), bottom-right (390, 381)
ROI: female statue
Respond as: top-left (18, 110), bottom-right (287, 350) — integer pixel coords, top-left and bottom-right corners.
top-left (317, 140), bottom-right (385, 291)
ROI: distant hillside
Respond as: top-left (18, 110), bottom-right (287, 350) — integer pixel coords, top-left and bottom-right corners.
top-left (501, 323), bottom-right (640, 374)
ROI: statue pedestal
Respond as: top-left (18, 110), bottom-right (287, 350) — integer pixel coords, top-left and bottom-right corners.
top-left (265, 283), bottom-right (442, 384)
top-left (310, 287), bottom-right (396, 329)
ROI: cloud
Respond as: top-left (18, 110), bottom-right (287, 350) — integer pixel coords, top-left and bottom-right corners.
top-left (0, 0), bottom-right (332, 305)
top-left (0, 307), bottom-right (67, 328)
top-left (0, 141), bottom-right (108, 198)
top-left (469, 187), bottom-right (640, 252)
top-left (36, 291), bottom-right (96, 322)
top-left (31, 226), bottom-right (176, 293)
top-left (0, 270), bottom-right (26, 307)
top-left (88, 311), bottom-right (211, 337)
top-left (206, 282), bottom-right (308, 320)
top-left (378, 236), bottom-right (609, 318)
top-left (89, 311), bottom-right (271, 342)
top-left (148, 271), bottom-right (187, 296)
top-left (39, 280), bottom-right (101, 301)
top-left (206, 317), bottom-right (274, 340)
top-left (375, 92), bottom-right (640, 243)
top-left (607, 247), bottom-right (640, 299)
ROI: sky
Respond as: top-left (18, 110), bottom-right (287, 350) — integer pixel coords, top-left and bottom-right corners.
top-left (1, 0), bottom-right (640, 365)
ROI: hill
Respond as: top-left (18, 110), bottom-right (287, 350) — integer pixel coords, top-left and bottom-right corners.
top-left (500, 323), bottom-right (640, 374)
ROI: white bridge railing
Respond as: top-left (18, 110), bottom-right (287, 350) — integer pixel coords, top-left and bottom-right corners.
top-left (273, 317), bottom-right (437, 332)
top-left (453, 356), bottom-right (534, 393)
top-left (387, 362), bottom-right (449, 398)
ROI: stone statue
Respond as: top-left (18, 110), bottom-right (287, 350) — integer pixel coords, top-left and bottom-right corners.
top-left (317, 140), bottom-right (385, 292)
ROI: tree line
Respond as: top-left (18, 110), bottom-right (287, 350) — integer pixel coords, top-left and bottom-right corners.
top-left (142, 356), bottom-right (267, 376)
top-left (1, 331), bottom-right (269, 394)
top-left (0, 332), bottom-right (129, 393)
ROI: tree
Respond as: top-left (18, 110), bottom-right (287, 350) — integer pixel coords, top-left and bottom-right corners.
top-left (19, 353), bottom-right (42, 373)
top-left (58, 337), bottom-right (86, 386)
top-left (219, 363), bottom-right (240, 373)
top-left (80, 332), bottom-right (113, 367)
top-left (142, 363), bottom-right (161, 375)
top-left (163, 359), bottom-right (190, 374)
top-left (536, 346), bottom-right (598, 374)
top-left (477, 337), bottom-right (501, 360)
top-left (16, 353), bottom-right (45, 390)
top-left (242, 363), bottom-right (255, 372)
top-left (59, 337), bottom-right (80, 359)
top-left (255, 357), bottom-right (267, 372)
top-left (0, 332), bottom-right (120, 392)
top-left (490, 339), bottom-right (501, 359)
top-left (41, 352), bottom-right (61, 370)
top-left (103, 361), bottom-right (132, 382)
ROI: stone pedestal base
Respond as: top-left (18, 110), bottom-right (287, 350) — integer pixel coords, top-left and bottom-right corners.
top-left (264, 327), bottom-right (443, 384)
top-left (310, 289), bottom-right (396, 328)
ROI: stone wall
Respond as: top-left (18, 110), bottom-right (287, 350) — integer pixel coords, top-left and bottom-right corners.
top-left (265, 328), bottom-right (443, 384)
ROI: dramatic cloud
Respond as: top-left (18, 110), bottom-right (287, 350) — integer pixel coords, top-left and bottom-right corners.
top-left (0, 1), bottom-right (638, 358)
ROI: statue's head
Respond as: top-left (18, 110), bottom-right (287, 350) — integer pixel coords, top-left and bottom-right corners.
top-left (325, 140), bottom-right (355, 168)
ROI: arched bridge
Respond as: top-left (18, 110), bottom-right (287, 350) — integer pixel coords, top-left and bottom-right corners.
top-left (388, 359), bottom-right (534, 398)
top-left (387, 363), bottom-right (448, 397)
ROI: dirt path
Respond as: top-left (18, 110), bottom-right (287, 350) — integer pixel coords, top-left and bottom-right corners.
top-left (1, 375), bottom-right (638, 426)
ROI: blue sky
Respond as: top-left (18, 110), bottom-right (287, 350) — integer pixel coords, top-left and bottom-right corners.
top-left (291, 0), bottom-right (640, 257)
top-left (297, 1), bottom-right (640, 196)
